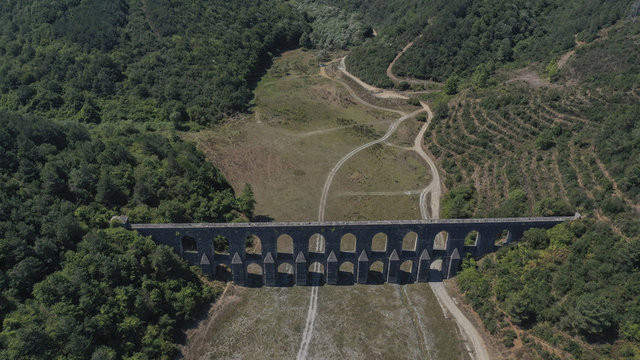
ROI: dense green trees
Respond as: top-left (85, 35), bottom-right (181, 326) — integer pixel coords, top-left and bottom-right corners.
top-left (0, 0), bottom-right (309, 126)
top-left (293, 0), bottom-right (371, 50)
top-left (0, 1), bottom-right (285, 356)
top-left (0, 113), bottom-right (251, 358)
top-left (329, 0), bottom-right (633, 85)
top-left (1, 228), bottom-right (216, 359)
top-left (459, 221), bottom-right (640, 358)
top-left (441, 186), bottom-right (475, 219)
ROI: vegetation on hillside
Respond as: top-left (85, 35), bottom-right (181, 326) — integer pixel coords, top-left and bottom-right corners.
top-left (0, 0), bottom-right (308, 126)
top-left (0, 113), bottom-right (252, 358)
top-left (394, 0), bottom-right (631, 81)
top-left (1, 0), bottom-right (639, 358)
top-left (0, 1), bottom-right (301, 354)
top-left (430, 21), bottom-right (640, 358)
top-left (293, 0), bottom-right (372, 51)
top-left (326, 0), bottom-right (634, 86)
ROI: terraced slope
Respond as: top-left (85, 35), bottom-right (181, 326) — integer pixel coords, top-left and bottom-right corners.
top-left (426, 21), bottom-right (640, 359)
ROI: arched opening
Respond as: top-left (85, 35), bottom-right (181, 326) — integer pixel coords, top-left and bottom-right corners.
top-left (340, 233), bottom-right (356, 253)
top-left (495, 230), bottom-right (510, 246)
top-left (429, 259), bottom-right (444, 282)
top-left (465, 230), bottom-right (479, 246)
top-left (213, 235), bottom-right (230, 254)
top-left (338, 261), bottom-right (354, 285)
top-left (402, 231), bottom-right (418, 251)
top-left (399, 260), bottom-right (414, 284)
top-left (368, 261), bottom-right (385, 284)
top-left (181, 236), bottom-right (197, 253)
top-left (371, 232), bottom-right (387, 252)
top-left (434, 231), bottom-right (448, 250)
top-left (215, 264), bottom-right (232, 282)
top-left (246, 234), bottom-right (262, 255)
top-left (308, 262), bottom-right (325, 286)
top-left (277, 234), bottom-right (294, 255)
top-left (309, 233), bottom-right (325, 253)
top-left (246, 263), bottom-right (263, 288)
top-left (277, 262), bottom-right (294, 286)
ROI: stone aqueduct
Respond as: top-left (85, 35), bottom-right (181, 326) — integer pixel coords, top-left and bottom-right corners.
top-left (121, 215), bottom-right (578, 287)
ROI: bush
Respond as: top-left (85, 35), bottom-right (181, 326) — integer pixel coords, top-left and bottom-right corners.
top-left (601, 197), bottom-right (626, 215)
top-left (503, 329), bottom-right (517, 348)
top-left (407, 97), bottom-right (420, 106)
top-left (444, 75), bottom-right (460, 95)
top-left (534, 198), bottom-right (573, 216)
top-left (522, 228), bottom-right (550, 250)
top-left (434, 102), bottom-right (449, 119)
top-left (441, 186), bottom-right (476, 218)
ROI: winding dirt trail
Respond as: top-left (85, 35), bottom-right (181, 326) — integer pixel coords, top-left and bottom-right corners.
top-left (414, 101), bottom-right (489, 360)
top-left (387, 39), bottom-right (418, 84)
top-left (429, 282), bottom-right (490, 360)
top-left (385, 35), bottom-right (441, 88)
top-left (338, 58), bottom-right (409, 100)
top-left (316, 108), bottom-right (425, 222)
top-left (414, 103), bottom-right (441, 219)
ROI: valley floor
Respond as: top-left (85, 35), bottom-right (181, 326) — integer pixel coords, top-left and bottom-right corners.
top-left (182, 49), bottom-right (475, 359)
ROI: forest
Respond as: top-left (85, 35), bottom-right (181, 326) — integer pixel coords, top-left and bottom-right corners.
top-left (0, 0), bottom-right (290, 357)
top-left (0, 113), bottom-right (256, 358)
top-left (332, 0), bottom-right (634, 86)
top-left (0, 0), bottom-right (308, 126)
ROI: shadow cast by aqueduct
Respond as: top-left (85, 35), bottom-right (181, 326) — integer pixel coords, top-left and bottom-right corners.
top-left (117, 215), bottom-right (579, 287)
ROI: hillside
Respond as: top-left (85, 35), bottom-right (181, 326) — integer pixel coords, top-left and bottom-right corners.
top-left (0, 0), bottom-right (307, 126)
top-left (334, 0), bottom-right (633, 86)
top-left (437, 22), bottom-right (640, 359)
top-left (0, 112), bottom-right (259, 358)
top-left (0, 0), bottom-right (300, 358)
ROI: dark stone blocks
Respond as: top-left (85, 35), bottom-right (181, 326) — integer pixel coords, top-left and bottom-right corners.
top-left (130, 215), bottom-right (576, 287)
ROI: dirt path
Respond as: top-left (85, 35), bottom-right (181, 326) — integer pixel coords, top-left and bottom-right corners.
top-left (415, 102), bottom-right (441, 219)
top-left (337, 189), bottom-right (424, 196)
top-left (295, 119), bottom-right (393, 138)
top-left (414, 106), bottom-right (489, 360)
top-left (297, 61), bottom-right (426, 360)
top-left (338, 58), bottom-right (409, 100)
top-left (297, 53), bottom-right (489, 360)
top-left (387, 39), bottom-right (418, 84)
top-left (386, 35), bottom-right (440, 88)
top-left (430, 282), bottom-right (490, 360)
top-left (316, 108), bottom-right (425, 222)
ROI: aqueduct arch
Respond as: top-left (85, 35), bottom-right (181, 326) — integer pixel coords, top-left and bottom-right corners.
top-left (117, 214), bottom-right (579, 287)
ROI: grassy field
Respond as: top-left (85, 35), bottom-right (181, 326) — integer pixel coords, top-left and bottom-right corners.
top-left (182, 49), bottom-right (466, 359)
top-left (184, 50), bottom-right (394, 221)
top-left (388, 117), bottom-right (425, 147)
